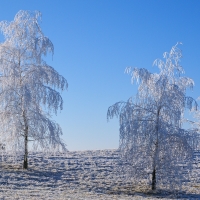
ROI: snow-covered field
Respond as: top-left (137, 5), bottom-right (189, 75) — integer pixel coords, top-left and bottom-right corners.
top-left (0, 149), bottom-right (199, 200)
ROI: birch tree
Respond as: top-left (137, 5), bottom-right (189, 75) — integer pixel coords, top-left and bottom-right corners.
top-left (107, 43), bottom-right (198, 191)
top-left (0, 10), bottom-right (68, 169)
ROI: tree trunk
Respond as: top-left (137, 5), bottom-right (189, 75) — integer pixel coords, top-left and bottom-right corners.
top-left (152, 143), bottom-right (157, 191)
top-left (151, 107), bottom-right (161, 191)
top-left (23, 110), bottom-right (28, 169)
top-left (23, 131), bottom-right (28, 169)
top-left (152, 167), bottom-right (156, 190)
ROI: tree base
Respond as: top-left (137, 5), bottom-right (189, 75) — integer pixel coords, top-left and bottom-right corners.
top-left (152, 168), bottom-right (156, 190)
top-left (23, 159), bottom-right (28, 169)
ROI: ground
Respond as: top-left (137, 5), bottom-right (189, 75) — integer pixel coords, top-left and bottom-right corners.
top-left (0, 150), bottom-right (199, 199)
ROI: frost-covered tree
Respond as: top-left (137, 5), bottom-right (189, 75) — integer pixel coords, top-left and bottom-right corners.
top-left (0, 10), bottom-right (68, 169)
top-left (189, 99), bottom-right (200, 140)
top-left (108, 44), bottom-right (198, 191)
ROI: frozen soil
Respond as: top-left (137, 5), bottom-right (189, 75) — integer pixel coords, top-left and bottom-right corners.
top-left (0, 150), bottom-right (199, 199)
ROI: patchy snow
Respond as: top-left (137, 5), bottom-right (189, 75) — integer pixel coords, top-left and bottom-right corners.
top-left (0, 149), bottom-right (199, 199)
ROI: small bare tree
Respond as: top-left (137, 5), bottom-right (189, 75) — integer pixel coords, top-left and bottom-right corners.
top-left (189, 99), bottom-right (200, 147)
top-left (108, 43), bottom-right (198, 191)
top-left (0, 10), bottom-right (68, 169)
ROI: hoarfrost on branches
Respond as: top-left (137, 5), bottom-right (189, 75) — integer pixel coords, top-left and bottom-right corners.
top-left (0, 10), bottom-right (68, 169)
top-left (107, 43), bottom-right (199, 191)
top-left (189, 98), bottom-right (200, 149)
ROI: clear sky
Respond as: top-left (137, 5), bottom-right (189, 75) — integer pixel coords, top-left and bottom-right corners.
top-left (0, 1), bottom-right (200, 151)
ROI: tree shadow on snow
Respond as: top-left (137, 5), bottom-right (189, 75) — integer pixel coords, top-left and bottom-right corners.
top-left (106, 187), bottom-right (200, 199)
top-left (0, 165), bottom-right (66, 188)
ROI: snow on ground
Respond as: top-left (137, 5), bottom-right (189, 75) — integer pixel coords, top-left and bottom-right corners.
top-left (0, 149), bottom-right (199, 199)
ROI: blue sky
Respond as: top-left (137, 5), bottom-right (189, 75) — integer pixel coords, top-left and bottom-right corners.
top-left (0, 1), bottom-right (200, 150)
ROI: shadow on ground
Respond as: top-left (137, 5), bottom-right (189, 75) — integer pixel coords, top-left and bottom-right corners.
top-left (106, 187), bottom-right (200, 199)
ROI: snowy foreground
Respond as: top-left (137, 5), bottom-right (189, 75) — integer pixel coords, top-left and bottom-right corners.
top-left (0, 150), bottom-right (199, 200)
